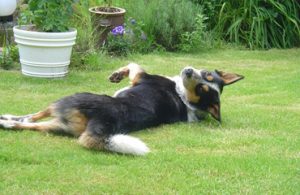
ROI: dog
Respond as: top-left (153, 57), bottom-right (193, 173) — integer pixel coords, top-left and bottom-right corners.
top-left (0, 63), bottom-right (244, 155)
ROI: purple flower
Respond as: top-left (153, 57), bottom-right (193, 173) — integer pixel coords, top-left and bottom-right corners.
top-left (111, 25), bottom-right (125, 36)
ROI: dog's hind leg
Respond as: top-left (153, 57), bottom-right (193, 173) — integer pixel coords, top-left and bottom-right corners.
top-left (78, 119), bottom-right (107, 150)
top-left (0, 118), bottom-right (65, 133)
top-left (78, 119), bottom-right (149, 155)
top-left (78, 131), bottom-right (150, 156)
top-left (78, 131), bottom-right (106, 151)
top-left (0, 105), bottom-right (55, 123)
top-left (109, 63), bottom-right (145, 85)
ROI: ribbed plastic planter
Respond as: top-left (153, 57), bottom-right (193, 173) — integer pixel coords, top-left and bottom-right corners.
top-left (13, 26), bottom-right (77, 78)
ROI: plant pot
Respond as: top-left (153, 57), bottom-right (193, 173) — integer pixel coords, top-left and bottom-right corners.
top-left (89, 6), bottom-right (126, 45)
top-left (13, 25), bottom-right (77, 78)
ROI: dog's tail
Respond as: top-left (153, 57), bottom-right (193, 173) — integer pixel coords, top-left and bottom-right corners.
top-left (105, 134), bottom-right (150, 156)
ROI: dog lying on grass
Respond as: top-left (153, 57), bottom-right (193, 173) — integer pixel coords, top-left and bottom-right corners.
top-left (0, 63), bottom-right (243, 155)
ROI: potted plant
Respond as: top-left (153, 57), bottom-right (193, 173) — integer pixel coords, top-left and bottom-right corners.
top-left (89, 0), bottom-right (126, 45)
top-left (13, 0), bottom-right (77, 78)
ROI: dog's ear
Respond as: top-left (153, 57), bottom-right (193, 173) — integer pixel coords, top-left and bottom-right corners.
top-left (207, 103), bottom-right (221, 122)
top-left (215, 70), bottom-right (244, 85)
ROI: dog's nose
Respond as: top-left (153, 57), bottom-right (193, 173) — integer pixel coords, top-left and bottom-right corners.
top-left (184, 68), bottom-right (193, 78)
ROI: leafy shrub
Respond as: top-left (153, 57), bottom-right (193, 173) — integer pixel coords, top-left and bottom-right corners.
top-left (71, 50), bottom-right (106, 70)
top-left (120, 0), bottom-right (204, 51)
top-left (0, 45), bottom-right (19, 70)
top-left (19, 0), bottom-right (75, 32)
top-left (194, 0), bottom-right (300, 49)
top-left (71, 1), bottom-right (97, 52)
top-left (191, 0), bottom-right (220, 30)
top-left (71, 0), bottom-right (205, 53)
top-left (179, 14), bottom-right (207, 52)
top-left (104, 18), bottom-right (152, 56)
top-left (105, 26), bottom-right (129, 56)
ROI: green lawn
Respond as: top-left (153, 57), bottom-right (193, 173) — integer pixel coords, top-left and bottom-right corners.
top-left (0, 49), bottom-right (299, 194)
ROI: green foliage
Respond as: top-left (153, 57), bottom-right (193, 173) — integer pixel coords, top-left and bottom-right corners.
top-left (103, 0), bottom-right (112, 7)
top-left (106, 34), bottom-right (130, 56)
top-left (104, 19), bottom-right (153, 56)
top-left (179, 14), bottom-right (207, 52)
top-left (0, 48), bottom-right (13, 70)
top-left (71, 1), bottom-right (97, 52)
top-left (19, 0), bottom-right (75, 32)
top-left (71, 50), bottom-right (108, 70)
top-left (9, 45), bottom-right (19, 62)
top-left (125, 19), bottom-right (155, 54)
top-left (120, 0), bottom-right (204, 51)
top-left (192, 0), bottom-right (220, 29)
top-left (0, 43), bottom-right (19, 70)
top-left (72, 0), bottom-right (206, 54)
top-left (194, 0), bottom-right (300, 49)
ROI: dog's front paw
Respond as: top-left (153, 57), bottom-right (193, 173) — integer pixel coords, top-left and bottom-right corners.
top-left (109, 72), bottom-right (124, 83)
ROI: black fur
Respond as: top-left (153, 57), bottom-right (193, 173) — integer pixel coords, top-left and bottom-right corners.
top-left (55, 73), bottom-right (187, 137)
top-left (193, 83), bottom-right (220, 111)
top-left (0, 65), bottom-right (244, 155)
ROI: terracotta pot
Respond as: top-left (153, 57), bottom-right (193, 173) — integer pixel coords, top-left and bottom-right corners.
top-left (89, 6), bottom-right (126, 45)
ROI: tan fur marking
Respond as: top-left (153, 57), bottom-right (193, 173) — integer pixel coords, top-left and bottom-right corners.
top-left (202, 85), bottom-right (209, 92)
top-left (131, 72), bottom-right (143, 86)
top-left (186, 89), bottom-right (200, 103)
top-left (206, 75), bottom-right (214, 81)
top-left (78, 131), bottom-right (105, 150)
top-left (30, 105), bottom-right (55, 122)
top-left (64, 109), bottom-right (88, 137)
top-left (114, 67), bottom-right (130, 79)
top-left (119, 68), bottom-right (130, 77)
top-left (14, 119), bottom-right (63, 132)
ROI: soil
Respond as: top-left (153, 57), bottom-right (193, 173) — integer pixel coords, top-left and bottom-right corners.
top-left (94, 7), bottom-right (122, 13)
top-left (24, 25), bottom-right (37, 31)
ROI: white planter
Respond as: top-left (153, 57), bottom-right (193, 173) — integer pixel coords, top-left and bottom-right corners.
top-left (13, 26), bottom-right (77, 78)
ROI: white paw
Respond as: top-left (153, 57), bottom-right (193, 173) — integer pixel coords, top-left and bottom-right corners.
top-left (0, 114), bottom-right (14, 120)
top-left (0, 120), bottom-right (16, 129)
top-left (21, 118), bottom-right (32, 123)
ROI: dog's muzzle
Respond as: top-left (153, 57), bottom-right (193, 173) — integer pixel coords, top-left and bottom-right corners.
top-left (182, 68), bottom-right (193, 78)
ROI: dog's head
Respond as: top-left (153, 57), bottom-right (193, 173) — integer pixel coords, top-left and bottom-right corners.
top-left (180, 66), bottom-right (244, 122)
